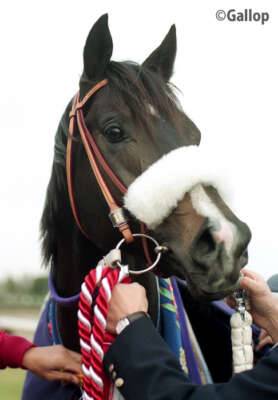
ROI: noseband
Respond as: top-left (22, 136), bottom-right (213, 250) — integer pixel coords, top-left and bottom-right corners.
top-left (66, 79), bottom-right (134, 243)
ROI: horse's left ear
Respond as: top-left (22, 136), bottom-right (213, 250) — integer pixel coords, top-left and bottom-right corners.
top-left (143, 25), bottom-right (177, 81)
top-left (82, 14), bottom-right (113, 82)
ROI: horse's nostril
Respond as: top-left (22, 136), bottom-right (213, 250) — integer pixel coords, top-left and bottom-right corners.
top-left (239, 248), bottom-right (249, 268)
top-left (241, 249), bottom-right (248, 260)
top-left (190, 227), bottom-right (220, 271)
top-left (195, 228), bottom-right (216, 256)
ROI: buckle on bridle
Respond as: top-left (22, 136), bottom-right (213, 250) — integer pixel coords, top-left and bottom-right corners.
top-left (109, 208), bottom-right (128, 228)
top-left (233, 288), bottom-right (249, 321)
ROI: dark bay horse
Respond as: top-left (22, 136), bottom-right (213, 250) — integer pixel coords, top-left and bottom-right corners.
top-left (22, 14), bottom-right (251, 400)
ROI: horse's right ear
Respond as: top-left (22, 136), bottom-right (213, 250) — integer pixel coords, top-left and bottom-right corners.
top-left (143, 25), bottom-right (177, 81)
top-left (82, 14), bottom-right (113, 81)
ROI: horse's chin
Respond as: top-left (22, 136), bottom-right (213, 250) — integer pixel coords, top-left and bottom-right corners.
top-left (178, 272), bottom-right (241, 301)
top-left (157, 254), bottom-right (241, 301)
top-left (188, 284), bottom-right (239, 301)
top-left (156, 271), bottom-right (238, 301)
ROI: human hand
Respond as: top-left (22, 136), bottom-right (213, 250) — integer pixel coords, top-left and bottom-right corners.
top-left (22, 345), bottom-right (81, 384)
top-left (256, 329), bottom-right (274, 352)
top-left (107, 282), bottom-right (148, 334)
top-left (240, 269), bottom-right (278, 342)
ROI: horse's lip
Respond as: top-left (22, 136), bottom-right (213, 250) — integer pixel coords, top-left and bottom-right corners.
top-left (185, 270), bottom-right (241, 300)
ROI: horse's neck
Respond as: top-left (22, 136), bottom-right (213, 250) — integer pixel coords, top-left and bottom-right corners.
top-left (54, 233), bottom-right (159, 351)
top-left (52, 230), bottom-right (98, 350)
top-left (124, 251), bottom-right (159, 327)
top-left (134, 273), bottom-right (159, 326)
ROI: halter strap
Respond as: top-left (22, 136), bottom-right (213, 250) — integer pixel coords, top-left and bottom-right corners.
top-left (48, 272), bottom-right (80, 306)
top-left (66, 79), bottom-right (133, 243)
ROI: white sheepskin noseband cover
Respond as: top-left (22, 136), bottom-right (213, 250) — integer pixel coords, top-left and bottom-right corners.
top-left (124, 145), bottom-right (231, 228)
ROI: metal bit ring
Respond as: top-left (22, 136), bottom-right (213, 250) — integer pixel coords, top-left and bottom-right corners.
top-left (116, 233), bottom-right (163, 275)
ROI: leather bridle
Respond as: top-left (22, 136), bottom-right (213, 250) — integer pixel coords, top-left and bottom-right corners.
top-left (66, 79), bottom-right (134, 243)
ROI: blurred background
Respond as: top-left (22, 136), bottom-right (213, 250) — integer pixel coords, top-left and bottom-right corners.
top-left (0, 0), bottom-right (277, 398)
top-left (0, 276), bottom-right (47, 398)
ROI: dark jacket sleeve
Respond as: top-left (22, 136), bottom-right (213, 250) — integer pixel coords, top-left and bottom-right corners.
top-left (103, 317), bottom-right (278, 400)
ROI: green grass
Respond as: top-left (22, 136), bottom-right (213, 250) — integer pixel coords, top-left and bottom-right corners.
top-left (0, 368), bottom-right (26, 400)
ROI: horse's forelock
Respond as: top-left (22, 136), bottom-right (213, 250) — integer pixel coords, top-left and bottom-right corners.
top-left (102, 61), bottom-right (182, 134)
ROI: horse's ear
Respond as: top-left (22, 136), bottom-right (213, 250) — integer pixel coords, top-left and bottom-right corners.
top-left (143, 25), bottom-right (176, 81)
top-left (83, 14), bottom-right (113, 81)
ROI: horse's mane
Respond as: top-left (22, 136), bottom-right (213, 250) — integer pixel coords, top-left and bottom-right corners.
top-left (40, 100), bottom-right (72, 266)
top-left (40, 61), bottom-right (182, 266)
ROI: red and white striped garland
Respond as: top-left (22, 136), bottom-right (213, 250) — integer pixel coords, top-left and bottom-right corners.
top-left (78, 262), bottom-right (130, 400)
top-left (77, 253), bottom-right (253, 399)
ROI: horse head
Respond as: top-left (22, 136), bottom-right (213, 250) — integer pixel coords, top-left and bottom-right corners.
top-left (69, 14), bottom-right (251, 300)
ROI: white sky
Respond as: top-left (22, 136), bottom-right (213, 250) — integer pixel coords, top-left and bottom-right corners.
top-left (0, 1), bottom-right (277, 280)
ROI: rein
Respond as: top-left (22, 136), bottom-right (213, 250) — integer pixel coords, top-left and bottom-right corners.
top-left (66, 79), bottom-right (133, 243)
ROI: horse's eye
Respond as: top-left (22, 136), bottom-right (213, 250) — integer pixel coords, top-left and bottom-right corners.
top-left (103, 126), bottom-right (125, 143)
